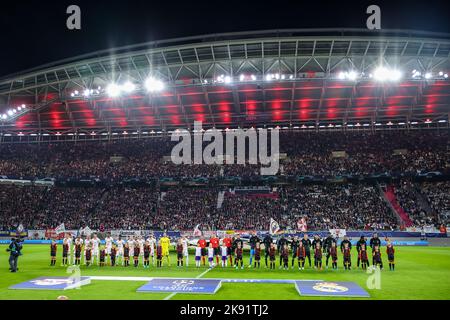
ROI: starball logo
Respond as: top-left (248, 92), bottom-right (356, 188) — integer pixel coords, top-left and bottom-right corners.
top-left (170, 121), bottom-right (280, 175)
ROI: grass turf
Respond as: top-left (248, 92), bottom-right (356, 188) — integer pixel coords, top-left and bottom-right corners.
top-left (1, 245), bottom-right (449, 300)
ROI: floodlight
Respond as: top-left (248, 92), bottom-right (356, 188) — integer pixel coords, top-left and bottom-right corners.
top-left (373, 67), bottom-right (402, 81)
top-left (347, 71), bottom-right (358, 81)
top-left (106, 83), bottom-right (122, 97)
top-left (145, 77), bottom-right (164, 92)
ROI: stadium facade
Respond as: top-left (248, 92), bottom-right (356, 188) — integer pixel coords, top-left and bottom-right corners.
top-left (0, 28), bottom-right (449, 143)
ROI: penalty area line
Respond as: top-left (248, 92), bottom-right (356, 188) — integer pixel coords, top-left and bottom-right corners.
top-left (163, 267), bottom-right (212, 301)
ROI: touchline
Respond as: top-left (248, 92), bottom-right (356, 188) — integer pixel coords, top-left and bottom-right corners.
top-left (170, 121), bottom-right (280, 175)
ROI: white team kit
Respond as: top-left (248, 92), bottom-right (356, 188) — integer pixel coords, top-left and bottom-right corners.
top-left (208, 247), bottom-right (215, 267)
top-left (128, 239), bottom-right (135, 257)
top-left (91, 237), bottom-right (100, 264)
top-left (105, 236), bottom-right (113, 255)
top-left (147, 237), bottom-right (156, 264)
top-left (116, 239), bottom-right (126, 265)
top-left (195, 246), bottom-right (202, 267)
top-left (221, 246), bottom-right (228, 267)
top-left (138, 238), bottom-right (145, 256)
top-left (181, 237), bottom-right (189, 266)
top-left (66, 236), bottom-right (73, 264)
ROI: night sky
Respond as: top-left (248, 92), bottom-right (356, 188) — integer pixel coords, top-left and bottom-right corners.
top-left (0, 0), bottom-right (449, 77)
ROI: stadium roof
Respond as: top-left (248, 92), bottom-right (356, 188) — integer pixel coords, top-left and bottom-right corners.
top-left (0, 28), bottom-right (449, 139)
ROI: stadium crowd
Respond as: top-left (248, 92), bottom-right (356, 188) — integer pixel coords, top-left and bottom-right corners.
top-left (0, 183), bottom-right (399, 231)
top-left (0, 130), bottom-right (448, 180)
top-left (0, 130), bottom-right (448, 232)
top-left (394, 181), bottom-right (449, 226)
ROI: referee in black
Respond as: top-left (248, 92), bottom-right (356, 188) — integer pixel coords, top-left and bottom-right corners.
top-left (263, 233), bottom-right (273, 268)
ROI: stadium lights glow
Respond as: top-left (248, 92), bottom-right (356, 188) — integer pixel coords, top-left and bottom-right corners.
top-left (425, 72), bottom-right (432, 79)
top-left (122, 81), bottom-right (136, 93)
top-left (1, 114), bottom-right (7, 120)
top-left (145, 77), bottom-right (164, 92)
top-left (412, 70), bottom-right (421, 78)
top-left (106, 83), bottom-right (122, 97)
top-left (373, 67), bottom-right (402, 82)
top-left (338, 70), bottom-right (359, 81)
top-left (439, 71), bottom-right (444, 76)
top-left (7, 110), bottom-right (13, 116)
top-left (216, 75), bottom-right (232, 84)
top-left (83, 89), bottom-right (91, 97)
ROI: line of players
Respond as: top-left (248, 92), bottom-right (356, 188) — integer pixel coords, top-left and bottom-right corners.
top-left (50, 233), bottom-right (174, 267)
top-left (193, 232), bottom-right (395, 271)
top-left (49, 232), bottom-right (396, 271)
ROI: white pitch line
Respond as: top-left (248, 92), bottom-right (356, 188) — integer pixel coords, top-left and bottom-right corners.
top-left (163, 267), bottom-right (213, 301)
top-left (87, 276), bottom-right (154, 281)
top-left (85, 275), bottom-right (323, 282)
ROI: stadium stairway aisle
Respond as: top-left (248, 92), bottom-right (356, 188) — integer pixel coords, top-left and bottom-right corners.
top-left (217, 191), bottom-right (225, 208)
top-left (385, 185), bottom-right (414, 227)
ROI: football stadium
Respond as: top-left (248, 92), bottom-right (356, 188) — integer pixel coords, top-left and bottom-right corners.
top-left (1, 27), bottom-right (450, 301)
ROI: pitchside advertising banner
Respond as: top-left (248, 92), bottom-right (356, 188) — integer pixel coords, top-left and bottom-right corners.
top-left (295, 281), bottom-right (370, 297)
top-left (137, 279), bottom-right (222, 294)
top-left (10, 276), bottom-right (91, 290)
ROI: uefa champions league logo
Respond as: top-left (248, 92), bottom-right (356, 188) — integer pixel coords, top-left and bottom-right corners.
top-left (173, 280), bottom-right (195, 286)
top-left (312, 282), bottom-right (349, 293)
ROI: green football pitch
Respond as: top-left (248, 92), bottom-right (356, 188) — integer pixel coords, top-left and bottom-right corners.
top-left (1, 245), bottom-right (449, 300)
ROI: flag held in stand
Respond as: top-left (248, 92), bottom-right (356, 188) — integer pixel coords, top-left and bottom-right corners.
top-left (82, 226), bottom-right (92, 236)
top-left (269, 218), bottom-right (280, 235)
top-left (193, 224), bottom-right (202, 237)
top-left (54, 223), bottom-right (66, 234)
top-left (297, 217), bottom-right (308, 232)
